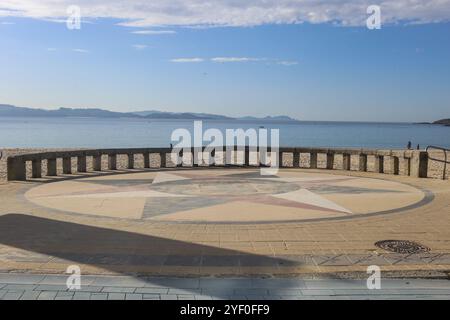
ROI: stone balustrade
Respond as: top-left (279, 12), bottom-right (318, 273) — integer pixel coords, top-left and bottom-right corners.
top-left (6, 147), bottom-right (429, 181)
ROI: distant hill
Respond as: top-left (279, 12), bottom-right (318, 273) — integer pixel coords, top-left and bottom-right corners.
top-left (238, 115), bottom-right (298, 122)
top-left (0, 104), bottom-right (137, 118)
top-left (133, 110), bottom-right (234, 120)
top-left (0, 104), bottom-right (300, 122)
top-left (433, 119), bottom-right (450, 126)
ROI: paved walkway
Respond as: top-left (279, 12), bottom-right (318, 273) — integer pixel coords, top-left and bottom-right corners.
top-left (1, 168), bottom-right (450, 277)
top-left (1, 273), bottom-right (450, 300)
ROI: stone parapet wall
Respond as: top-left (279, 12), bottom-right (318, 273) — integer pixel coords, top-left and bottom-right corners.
top-left (3, 147), bottom-right (437, 182)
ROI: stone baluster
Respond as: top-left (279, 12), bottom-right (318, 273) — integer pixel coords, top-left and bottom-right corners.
top-left (293, 152), bottom-right (300, 168)
top-left (343, 153), bottom-right (351, 171)
top-left (32, 159), bottom-right (42, 178)
top-left (127, 153), bottom-right (134, 169)
top-left (62, 157), bottom-right (72, 174)
top-left (374, 155), bottom-right (384, 173)
top-left (326, 152), bottom-right (334, 170)
top-left (143, 153), bottom-right (150, 168)
top-left (359, 154), bottom-right (368, 172)
top-left (77, 156), bottom-right (87, 173)
top-left (310, 152), bottom-right (318, 169)
top-left (47, 158), bottom-right (57, 176)
top-left (108, 154), bottom-right (117, 170)
top-left (390, 156), bottom-right (400, 175)
top-left (160, 152), bottom-right (166, 168)
top-left (93, 155), bottom-right (102, 171)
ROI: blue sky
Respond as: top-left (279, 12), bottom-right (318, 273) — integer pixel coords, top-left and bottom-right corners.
top-left (1, 1), bottom-right (450, 122)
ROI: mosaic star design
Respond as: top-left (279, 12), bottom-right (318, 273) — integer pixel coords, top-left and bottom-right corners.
top-left (25, 169), bottom-right (425, 223)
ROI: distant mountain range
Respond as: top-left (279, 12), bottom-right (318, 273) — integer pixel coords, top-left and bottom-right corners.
top-left (0, 104), bottom-right (300, 122)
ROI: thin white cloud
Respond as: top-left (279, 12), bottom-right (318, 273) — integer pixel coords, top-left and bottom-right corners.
top-left (131, 30), bottom-right (176, 35)
top-left (47, 47), bottom-right (57, 51)
top-left (1, 21), bottom-right (15, 25)
top-left (72, 48), bottom-right (89, 53)
top-left (211, 57), bottom-right (264, 63)
top-left (277, 61), bottom-right (299, 66)
top-left (132, 44), bottom-right (148, 50)
top-left (0, 1), bottom-right (449, 27)
top-left (170, 58), bottom-right (204, 63)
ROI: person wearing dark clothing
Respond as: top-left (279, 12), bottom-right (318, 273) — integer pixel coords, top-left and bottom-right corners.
top-left (407, 141), bottom-right (412, 150)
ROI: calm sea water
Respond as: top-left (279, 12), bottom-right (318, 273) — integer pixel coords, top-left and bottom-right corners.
top-left (0, 117), bottom-right (449, 149)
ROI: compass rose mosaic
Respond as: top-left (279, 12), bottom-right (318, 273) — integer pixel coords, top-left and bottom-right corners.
top-left (25, 169), bottom-right (429, 223)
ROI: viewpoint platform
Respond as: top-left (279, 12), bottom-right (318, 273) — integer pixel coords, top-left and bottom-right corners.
top-left (0, 168), bottom-right (449, 278)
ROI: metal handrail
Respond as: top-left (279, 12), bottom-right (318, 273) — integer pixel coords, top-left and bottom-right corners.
top-left (426, 145), bottom-right (449, 180)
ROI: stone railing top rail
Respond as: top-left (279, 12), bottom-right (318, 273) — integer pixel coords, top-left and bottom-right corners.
top-left (7, 146), bottom-right (421, 162)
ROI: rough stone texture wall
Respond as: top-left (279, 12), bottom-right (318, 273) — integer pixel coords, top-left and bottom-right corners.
top-left (1, 148), bottom-right (449, 183)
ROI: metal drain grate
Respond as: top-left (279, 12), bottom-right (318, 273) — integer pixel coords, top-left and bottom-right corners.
top-left (375, 240), bottom-right (430, 254)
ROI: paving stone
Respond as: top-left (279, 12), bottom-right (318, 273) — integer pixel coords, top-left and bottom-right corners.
top-left (73, 292), bottom-right (92, 300)
top-left (108, 293), bottom-right (126, 300)
top-left (56, 291), bottom-right (75, 298)
top-left (177, 295), bottom-right (196, 300)
top-left (194, 295), bottom-right (214, 300)
top-left (251, 278), bottom-right (306, 289)
top-left (201, 256), bottom-right (240, 267)
top-left (125, 293), bottom-right (143, 300)
top-left (201, 290), bottom-right (234, 299)
top-left (143, 294), bottom-right (161, 300)
top-left (165, 255), bottom-right (202, 266)
top-left (39, 275), bottom-right (71, 285)
top-left (55, 296), bottom-right (73, 300)
top-left (244, 295), bottom-right (267, 300)
top-left (234, 288), bottom-right (269, 295)
top-left (304, 280), bottom-right (366, 289)
top-left (73, 286), bottom-right (104, 293)
top-left (160, 294), bottom-right (178, 300)
top-left (101, 286), bottom-right (136, 293)
top-left (19, 290), bottom-right (40, 300)
top-left (145, 277), bottom-right (200, 289)
top-left (199, 278), bottom-right (253, 288)
top-left (239, 255), bottom-right (279, 267)
top-left (300, 289), bottom-right (336, 296)
top-left (226, 295), bottom-right (248, 300)
top-left (168, 288), bottom-right (202, 295)
top-left (346, 254), bottom-right (391, 266)
top-left (37, 291), bottom-right (58, 300)
top-left (91, 276), bottom-right (147, 288)
top-left (0, 274), bottom-right (45, 285)
top-left (90, 293), bottom-right (108, 300)
top-left (268, 289), bottom-right (302, 296)
top-left (4, 284), bottom-right (36, 291)
top-left (312, 255), bottom-right (353, 266)
top-left (0, 290), bottom-right (6, 299)
top-left (135, 287), bottom-right (169, 294)
top-left (430, 253), bottom-right (450, 264)
top-left (36, 284), bottom-right (68, 292)
top-left (2, 291), bottom-right (23, 300)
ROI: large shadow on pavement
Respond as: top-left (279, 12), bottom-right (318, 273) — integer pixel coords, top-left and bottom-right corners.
top-left (0, 214), bottom-right (307, 298)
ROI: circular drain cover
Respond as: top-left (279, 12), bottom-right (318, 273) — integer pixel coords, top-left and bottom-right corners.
top-left (375, 240), bottom-right (430, 254)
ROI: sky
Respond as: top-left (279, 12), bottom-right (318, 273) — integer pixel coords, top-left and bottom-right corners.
top-left (0, 0), bottom-right (450, 122)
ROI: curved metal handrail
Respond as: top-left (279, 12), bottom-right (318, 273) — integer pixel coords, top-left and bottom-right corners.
top-left (426, 145), bottom-right (449, 180)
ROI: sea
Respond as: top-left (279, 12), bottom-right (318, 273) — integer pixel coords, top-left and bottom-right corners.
top-left (0, 117), bottom-right (449, 150)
